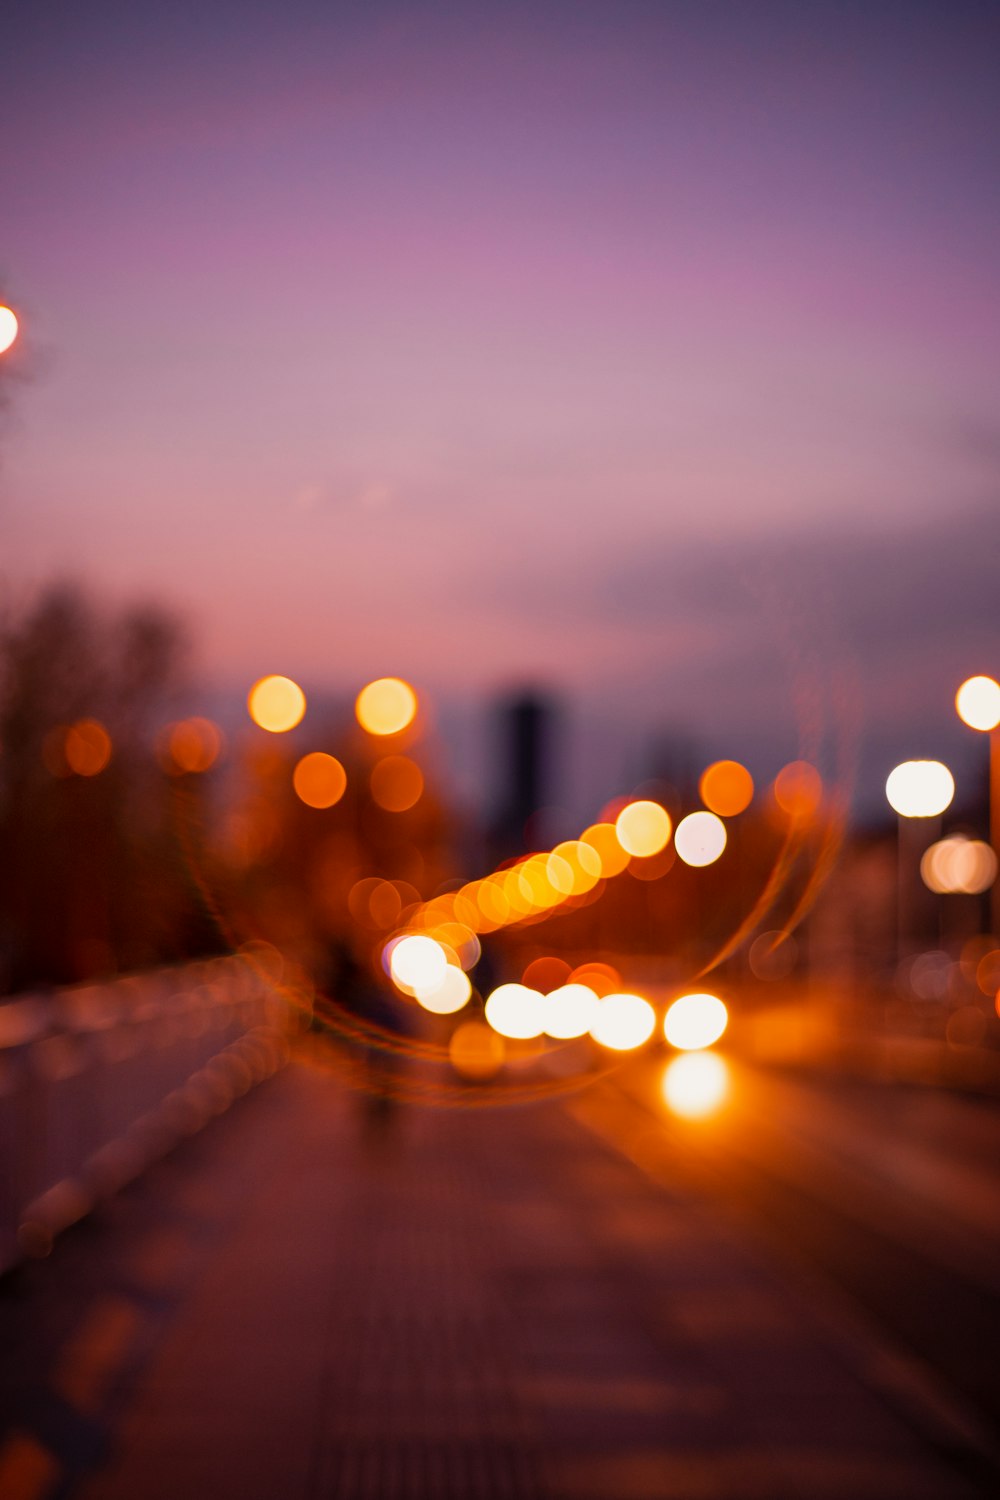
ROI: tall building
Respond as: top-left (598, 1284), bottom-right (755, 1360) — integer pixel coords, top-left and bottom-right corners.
top-left (490, 691), bottom-right (557, 858)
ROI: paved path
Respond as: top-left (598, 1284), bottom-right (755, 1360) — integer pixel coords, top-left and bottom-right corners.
top-left (0, 1045), bottom-right (991, 1499)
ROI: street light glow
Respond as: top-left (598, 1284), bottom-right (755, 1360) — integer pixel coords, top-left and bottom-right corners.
top-left (674, 811), bottom-right (727, 867)
top-left (699, 759), bottom-right (754, 817)
top-left (589, 992), bottom-right (656, 1050)
top-left (485, 983), bottom-right (545, 1039)
top-left (293, 752), bottom-right (347, 808)
top-left (885, 760), bottom-right (955, 818)
top-left (415, 965), bottom-right (472, 1015)
top-left (614, 800), bottom-right (672, 858)
top-left (355, 677), bottom-right (418, 735)
top-left (661, 1052), bottom-right (730, 1118)
top-left (542, 983), bottom-right (599, 1040)
top-left (389, 935), bottom-right (447, 996)
top-left (0, 306), bottom-right (18, 354)
top-left (920, 837), bottom-right (997, 895)
top-left (956, 675), bottom-right (1000, 733)
top-left (663, 992), bottom-right (728, 1050)
top-left (248, 675), bottom-right (306, 732)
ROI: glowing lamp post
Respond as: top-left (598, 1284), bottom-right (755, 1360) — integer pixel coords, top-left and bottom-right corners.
top-left (955, 675), bottom-right (1000, 935)
top-left (885, 760), bottom-right (955, 961)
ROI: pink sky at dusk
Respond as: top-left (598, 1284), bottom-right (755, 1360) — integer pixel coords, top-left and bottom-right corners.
top-left (2, 1), bottom-right (998, 811)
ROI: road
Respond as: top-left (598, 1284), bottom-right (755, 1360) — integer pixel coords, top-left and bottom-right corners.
top-left (0, 1040), bottom-right (997, 1500)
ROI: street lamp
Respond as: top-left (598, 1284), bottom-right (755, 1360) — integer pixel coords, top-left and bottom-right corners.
top-left (885, 760), bottom-right (955, 962)
top-left (955, 674), bottom-right (1000, 936)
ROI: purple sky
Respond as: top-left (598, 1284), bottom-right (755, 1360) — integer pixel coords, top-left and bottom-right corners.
top-left (2, 1), bottom-right (998, 817)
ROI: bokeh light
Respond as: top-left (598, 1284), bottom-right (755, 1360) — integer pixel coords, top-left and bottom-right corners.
top-left (568, 961), bottom-right (621, 998)
top-left (433, 922), bottom-right (481, 972)
top-left (416, 965), bottom-right (472, 1015)
top-left (449, 1021), bottom-right (505, 1080)
top-left (956, 675), bottom-right (1000, 732)
top-left (542, 983), bottom-right (599, 1040)
top-left (589, 992), bottom-right (656, 1051)
top-left (920, 837), bottom-right (997, 895)
top-left (580, 822), bottom-right (631, 878)
top-left (65, 720), bottom-right (112, 777)
top-left (389, 935), bottom-right (447, 996)
top-left (485, 983), bottom-right (545, 1040)
top-left (550, 839), bottom-right (602, 895)
top-left (370, 755), bottom-right (423, 811)
top-left (0, 306), bottom-right (18, 354)
top-left (663, 992), bottom-right (728, 1050)
top-left (699, 760), bottom-right (753, 817)
top-left (369, 880), bottom-right (403, 930)
top-left (674, 811), bottom-right (727, 867)
top-left (542, 850), bottom-right (574, 897)
top-left (293, 752), bottom-right (347, 809)
top-left (615, 800), bottom-right (672, 858)
top-left (661, 1053), bottom-right (730, 1118)
top-left (355, 677), bottom-right (418, 736)
top-left (164, 717), bottom-right (223, 774)
top-left (522, 956), bottom-right (572, 993)
top-left (885, 760), bottom-right (955, 818)
top-left (774, 761), bottom-right (823, 819)
top-left (248, 675), bottom-right (306, 733)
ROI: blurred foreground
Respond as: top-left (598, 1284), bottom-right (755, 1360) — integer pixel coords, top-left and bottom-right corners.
top-left (1, 1017), bottom-right (999, 1500)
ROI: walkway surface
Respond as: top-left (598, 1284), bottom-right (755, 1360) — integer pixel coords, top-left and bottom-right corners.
top-left (0, 1043), bottom-right (993, 1500)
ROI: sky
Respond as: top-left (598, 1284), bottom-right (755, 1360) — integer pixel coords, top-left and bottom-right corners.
top-left (2, 0), bottom-right (998, 819)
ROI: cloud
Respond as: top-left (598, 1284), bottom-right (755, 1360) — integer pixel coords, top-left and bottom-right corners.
top-left (290, 479), bottom-right (394, 513)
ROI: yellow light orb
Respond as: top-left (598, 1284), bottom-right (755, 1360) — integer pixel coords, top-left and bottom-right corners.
top-left (699, 760), bottom-right (754, 817)
top-left (432, 922), bottom-right (481, 971)
top-left (551, 839), bottom-right (602, 895)
top-left (484, 983), bottom-right (545, 1040)
top-left (476, 879), bottom-right (510, 929)
top-left (663, 993), bottom-right (728, 1051)
top-left (885, 760), bottom-right (955, 818)
top-left (416, 965), bottom-right (472, 1015)
top-left (615, 800), bottom-right (672, 858)
top-left (355, 677), bottom-right (418, 736)
top-left (542, 983), bottom-right (599, 1040)
top-left (248, 675), bottom-right (306, 733)
top-left (0, 307), bottom-right (18, 355)
top-left (589, 992), bottom-right (656, 1051)
top-left (293, 751), bottom-right (347, 809)
top-left (956, 675), bottom-right (1000, 733)
top-left (661, 1052), bottom-right (729, 1119)
top-left (580, 821), bottom-right (630, 878)
top-left (388, 935), bottom-right (447, 995)
top-left (543, 850), bottom-right (575, 897)
top-left (449, 1021), bottom-right (505, 1080)
top-left (674, 811), bottom-right (727, 867)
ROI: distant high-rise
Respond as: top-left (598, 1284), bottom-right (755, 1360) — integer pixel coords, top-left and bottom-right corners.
top-left (491, 691), bottom-right (556, 857)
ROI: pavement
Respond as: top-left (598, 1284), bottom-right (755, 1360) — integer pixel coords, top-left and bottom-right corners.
top-left (0, 1040), bottom-right (994, 1500)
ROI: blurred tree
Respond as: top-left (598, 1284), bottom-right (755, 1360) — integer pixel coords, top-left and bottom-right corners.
top-left (0, 583), bottom-right (212, 992)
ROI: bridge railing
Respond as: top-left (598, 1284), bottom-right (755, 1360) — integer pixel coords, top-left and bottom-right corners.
top-left (0, 955), bottom-right (294, 1272)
